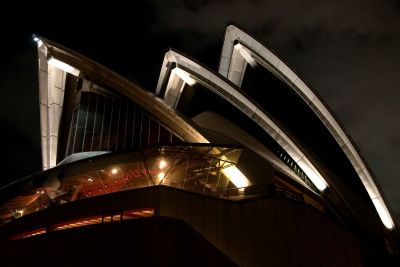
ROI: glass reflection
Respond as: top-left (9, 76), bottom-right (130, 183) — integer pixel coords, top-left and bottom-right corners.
top-left (0, 145), bottom-right (250, 225)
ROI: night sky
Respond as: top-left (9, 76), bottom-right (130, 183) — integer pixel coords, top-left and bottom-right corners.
top-left (1, 0), bottom-right (399, 219)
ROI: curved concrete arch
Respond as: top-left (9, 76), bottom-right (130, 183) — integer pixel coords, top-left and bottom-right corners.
top-left (218, 25), bottom-right (394, 229)
top-left (36, 38), bottom-right (208, 170)
top-left (156, 50), bottom-right (328, 193)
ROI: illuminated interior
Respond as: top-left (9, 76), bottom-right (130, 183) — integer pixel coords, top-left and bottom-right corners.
top-left (0, 145), bottom-right (262, 224)
top-left (1, 145), bottom-right (326, 226)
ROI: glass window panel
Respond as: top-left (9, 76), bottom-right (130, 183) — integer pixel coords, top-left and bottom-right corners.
top-left (83, 94), bottom-right (97, 151)
top-left (73, 93), bottom-right (90, 153)
top-left (100, 97), bottom-right (112, 151)
top-left (124, 103), bottom-right (134, 150)
top-left (108, 99), bottom-right (121, 151)
top-left (66, 108), bottom-right (78, 156)
top-left (149, 118), bottom-right (159, 145)
top-left (133, 111), bottom-right (142, 147)
top-left (91, 95), bottom-right (105, 150)
top-left (159, 126), bottom-right (172, 144)
top-left (116, 100), bottom-right (127, 151)
top-left (141, 114), bottom-right (150, 146)
top-left (171, 133), bottom-right (183, 144)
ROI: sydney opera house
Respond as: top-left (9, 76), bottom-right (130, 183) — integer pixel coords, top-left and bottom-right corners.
top-left (0, 25), bottom-right (398, 266)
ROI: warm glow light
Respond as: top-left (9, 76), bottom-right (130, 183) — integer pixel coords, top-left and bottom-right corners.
top-left (88, 178), bottom-right (93, 182)
top-left (372, 197), bottom-right (395, 230)
top-left (16, 210), bottom-right (24, 215)
top-left (158, 172), bottom-right (165, 180)
top-left (222, 166), bottom-right (250, 188)
top-left (47, 56), bottom-right (80, 76)
top-left (219, 155), bottom-right (251, 188)
top-left (159, 160), bottom-right (167, 169)
top-left (172, 68), bottom-right (196, 86)
top-left (111, 168), bottom-right (118, 175)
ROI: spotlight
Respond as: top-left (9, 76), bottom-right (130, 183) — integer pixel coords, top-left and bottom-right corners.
top-left (47, 56), bottom-right (80, 76)
top-left (172, 68), bottom-right (196, 86)
top-left (32, 34), bottom-right (43, 48)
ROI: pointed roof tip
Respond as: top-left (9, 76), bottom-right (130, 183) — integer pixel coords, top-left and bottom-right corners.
top-left (162, 48), bottom-right (177, 59)
top-left (225, 23), bottom-right (248, 35)
top-left (225, 22), bottom-right (238, 30)
top-left (167, 47), bottom-right (181, 55)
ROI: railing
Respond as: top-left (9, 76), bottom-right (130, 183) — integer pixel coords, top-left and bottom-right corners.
top-left (10, 207), bottom-right (155, 240)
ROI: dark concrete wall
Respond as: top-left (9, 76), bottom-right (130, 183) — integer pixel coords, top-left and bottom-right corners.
top-left (0, 217), bottom-right (237, 267)
top-left (0, 186), bottom-right (368, 266)
top-left (158, 187), bottom-right (365, 267)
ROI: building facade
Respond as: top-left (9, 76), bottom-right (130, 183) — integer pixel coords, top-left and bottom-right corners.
top-left (0, 26), bottom-right (398, 266)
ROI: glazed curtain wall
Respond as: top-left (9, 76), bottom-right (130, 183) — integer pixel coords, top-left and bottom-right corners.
top-left (65, 91), bottom-right (183, 157)
top-left (0, 145), bottom-right (244, 224)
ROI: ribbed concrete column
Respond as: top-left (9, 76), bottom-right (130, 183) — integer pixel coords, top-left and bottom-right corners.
top-left (37, 45), bottom-right (66, 170)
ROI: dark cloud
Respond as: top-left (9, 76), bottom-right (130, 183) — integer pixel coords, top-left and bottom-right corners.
top-left (152, 0), bottom-right (399, 46)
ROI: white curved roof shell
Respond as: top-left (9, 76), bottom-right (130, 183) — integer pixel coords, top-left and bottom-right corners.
top-left (156, 50), bottom-right (328, 193)
top-left (36, 38), bottom-right (209, 171)
top-left (219, 25), bottom-right (394, 230)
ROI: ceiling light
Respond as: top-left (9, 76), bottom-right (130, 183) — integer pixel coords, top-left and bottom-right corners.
top-left (172, 68), bottom-right (196, 86)
top-left (47, 56), bottom-right (80, 76)
top-left (234, 43), bottom-right (257, 67)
